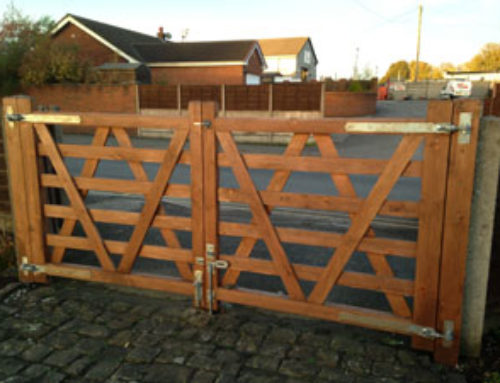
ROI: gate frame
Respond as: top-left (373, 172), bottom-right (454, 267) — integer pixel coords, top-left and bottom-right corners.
top-left (2, 96), bottom-right (482, 366)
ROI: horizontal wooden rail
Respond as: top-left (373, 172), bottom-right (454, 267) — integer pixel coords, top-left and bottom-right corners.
top-left (38, 144), bottom-right (421, 177)
top-left (216, 287), bottom-right (416, 335)
top-left (47, 234), bottom-right (192, 263)
top-left (44, 205), bottom-right (416, 257)
top-left (16, 112), bottom-right (189, 130)
top-left (219, 188), bottom-right (419, 218)
top-left (220, 255), bottom-right (414, 296)
top-left (31, 263), bottom-right (192, 295)
top-left (215, 117), bottom-right (427, 134)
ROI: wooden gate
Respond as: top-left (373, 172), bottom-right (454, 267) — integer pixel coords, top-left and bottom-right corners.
top-left (2, 96), bottom-right (481, 365)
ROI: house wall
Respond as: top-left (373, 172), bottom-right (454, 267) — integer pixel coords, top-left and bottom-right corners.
top-left (245, 50), bottom-right (264, 76)
top-left (264, 55), bottom-right (297, 77)
top-left (52, 23), bottom-right (127, 66)
top-left (149, 66), bottom-right (246, 85)
top-left (297, 40), bottom-right (317, 80)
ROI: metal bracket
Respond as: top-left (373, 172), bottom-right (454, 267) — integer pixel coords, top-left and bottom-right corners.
top-left (19, 261), bottom-right (45, 274)
top-left (409, 320), bottom-right (454, 344)
top-left (193, 120), bottom-right (212, 128)
top-left (458, 112), bottom-right (472, 145)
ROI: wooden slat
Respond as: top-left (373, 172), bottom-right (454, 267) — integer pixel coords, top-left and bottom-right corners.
top-left (38, 145), bottom-right (422, 177)
top-left (217, 131), bottom-right (305, 301)
top-left (189, 101), bottom-right (206, 308)
top-left (217, 287), bottom-right (417, 336)
top-left (38, 263), bottom-right (192, 296)
top-left (434, 100), bottom-right (482, 365)
top-left (117, 128), bottom-right (189, 273)
top-left (41, 175), bottom-right (191, 197)
top-left (203, 102), bottom-right (220, 310)
top-left (52, 127), bottom-right (110, 263)
top-left (20, 104), bottom-right (48, 283)
top-left (308, 136), bottom-right (423, 304)
top-left (21, 112), bottom-right (189, 130)
top-left (219, 255), bottom-right (414, 296)
top-left (34, 123), bottom-right (115, 271)
top-left (215, 116), bottom-right (427, 134)
top-left (219, 188), bottom-right (419, 218)
top-left (112, 127), bottom-right (192, 280)
top-left (412, 100), bottom-right (453, 351)
top-left (219, 153), bottom-right (422, 177)
top-left (47, 234), bottom-right (192, 262)
top-left (314, 134), bottom-right (411, 318)
top-left (43, 205), bottom-right (416, 257)
top-left (3, 97), bottom-right (37, 282)
top-left (222, 133), bottom-right (309, 286)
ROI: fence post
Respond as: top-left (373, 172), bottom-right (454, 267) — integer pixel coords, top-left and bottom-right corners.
top-left (177, 84), bottom-right (182, 115)
top-left (268, 84), bottom-right (273, 116)
top-left (2, 96), bottom-right (47, 283)
top-left (320, 82), bottom-right (326, 116)
top-left (221, 84), bottom-right (226, 116)
top-left (434, 99), bottom-right (482, 365)
top-left (202, 101), bottom-right (219, 313)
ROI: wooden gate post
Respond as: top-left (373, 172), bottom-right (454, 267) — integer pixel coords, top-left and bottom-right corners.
top-left (434, 99), bottom-right (482, 365)
top-left (2, 96), bottom-right (47, 283)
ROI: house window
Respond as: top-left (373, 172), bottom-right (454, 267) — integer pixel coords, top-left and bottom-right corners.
top-left (304, 50), bottom-right (312, 64)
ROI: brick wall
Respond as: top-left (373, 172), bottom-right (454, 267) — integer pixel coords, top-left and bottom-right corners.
top-left (324, 92), bottom-right (377, 117)
top-left (150, 66), bottom-right (246, 85)
top-left (26, 85), bottom-right (138, 134)
top-left (53, 23), bottom-right (126, 66)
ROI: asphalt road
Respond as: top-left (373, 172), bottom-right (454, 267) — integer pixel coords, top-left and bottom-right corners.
top-left (58, 100), bottom-right (428, 312)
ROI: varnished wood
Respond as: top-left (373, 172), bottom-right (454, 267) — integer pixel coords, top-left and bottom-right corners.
top-left (412, 100), bottom-right (453, 351)
top-left (51, 127), bottom-right (110, 263)
top-left (34, 123), bottom-right (115, 271)
top-left (308, 136), bottom-right (423, 304)
top-left (117, 128), bottom-right (189, 273)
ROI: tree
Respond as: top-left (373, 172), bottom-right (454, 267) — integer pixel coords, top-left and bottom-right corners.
top-left (466, 42), bottom-right (500, 71)
top-left (20, 38), bottom-right (91, 86)
top-left (380, 61), bottom-right (410, 83)
top-left (409, 61), bottom-right (443, 80)
top-left (0, 3), bottom-right (54, 95)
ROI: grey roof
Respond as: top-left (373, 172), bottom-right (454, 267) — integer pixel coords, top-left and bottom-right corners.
top-left (59, 14), bottom-right (163, 61)
top-left (133, 40), bottom-right (258, 63)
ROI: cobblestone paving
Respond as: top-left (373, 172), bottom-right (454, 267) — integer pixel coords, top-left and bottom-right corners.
top-left (0, 279), bottom-right (467, 383)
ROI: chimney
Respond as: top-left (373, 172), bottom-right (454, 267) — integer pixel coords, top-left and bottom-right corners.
top-left (157, 26), bottom-right (165, 41)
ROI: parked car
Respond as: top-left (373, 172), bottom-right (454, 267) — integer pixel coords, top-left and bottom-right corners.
top-left (440, 79), bottom-right (472, 99)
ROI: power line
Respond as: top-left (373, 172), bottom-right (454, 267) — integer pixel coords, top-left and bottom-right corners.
top-left (359, 6), bottom-right (418, 35)
top-left (352, 0), bottom-right (390, 22)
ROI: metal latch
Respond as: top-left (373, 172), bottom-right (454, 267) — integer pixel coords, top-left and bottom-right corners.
top-left (193, 120), bottom-right (212, 128)
top-left (436, 112), bottom-right (472, 144)
top-left (6, 113), bottom-right (24, 122)
top-left (193, 269), bottom-right (203, 308)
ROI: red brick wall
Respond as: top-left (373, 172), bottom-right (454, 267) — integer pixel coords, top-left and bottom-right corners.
top-left (323, 92), bottom-right (377, 117)
top-left (26, 85), bottom-right (138, 133)
top-left (150, 66), bottom-right (246, 85)
top-left (246, 50), bottom-right (264, 76)
top-left (52, 23), bottom-right (126, 66)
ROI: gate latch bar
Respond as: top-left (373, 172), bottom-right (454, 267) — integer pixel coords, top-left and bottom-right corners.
top-left (410, 320), bottom-right (454, 343)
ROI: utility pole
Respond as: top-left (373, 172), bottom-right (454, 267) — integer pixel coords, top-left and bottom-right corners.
top-left (414, 4), bottom-right (423, 82)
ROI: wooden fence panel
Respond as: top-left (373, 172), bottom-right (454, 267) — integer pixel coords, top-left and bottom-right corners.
top-left (224, 85), bottom-right (269, 111)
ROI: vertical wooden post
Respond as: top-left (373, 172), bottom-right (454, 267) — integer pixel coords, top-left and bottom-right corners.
top-left (412, 100), bottom-right (452, 351)
top-left (189, 101), bottom-right (206, 308)
top-left (202, 101), bottom-right (219, 312)
top-left (268, 84), bottom-right (273, 116)
top-left (220, 84), bottom-right (226, 116)
top-left (320, 82), bottom-right (326, 116)
top-left (2, 96), bottom-right (47, 283)
top-left (177, 84), bottom-right (182, 116)
top-left (434, 99), bottom-right (482, 365)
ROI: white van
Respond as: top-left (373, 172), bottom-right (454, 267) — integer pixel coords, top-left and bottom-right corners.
top-left (440, 79), bottom-right (472, 99)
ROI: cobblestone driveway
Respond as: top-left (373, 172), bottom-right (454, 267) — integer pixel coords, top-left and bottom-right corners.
top-left (0, 279), bottom-right (466, 383)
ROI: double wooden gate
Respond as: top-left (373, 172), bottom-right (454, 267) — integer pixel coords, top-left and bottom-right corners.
top-left (2, 96), bottom-right (481, 365)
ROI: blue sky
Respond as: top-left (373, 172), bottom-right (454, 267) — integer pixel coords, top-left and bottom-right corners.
top-left (2, 0), bottom-right (499, 78)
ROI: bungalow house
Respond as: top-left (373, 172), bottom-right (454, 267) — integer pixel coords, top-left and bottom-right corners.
top-left (51, 14), bottom-right (266, 85)
top-left (258, 37), bottom-right (318, 82)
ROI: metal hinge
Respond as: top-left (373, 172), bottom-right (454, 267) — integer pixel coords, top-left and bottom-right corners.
top-left (19, 258), bottom-right (45, 274)
top-left (193, 120), bottom-right (212, 128)
top-left (435, 112), bottom-right (472, 145)
top-left (409, 320), bottom-right (454, 344)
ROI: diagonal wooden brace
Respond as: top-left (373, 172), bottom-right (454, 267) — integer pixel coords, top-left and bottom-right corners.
top-left (308, 135), bottom-right (423, 304)
top-left (118, 128), bottom-right (189, 273)
top-left (34, 124), bottom-right (115, 272)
